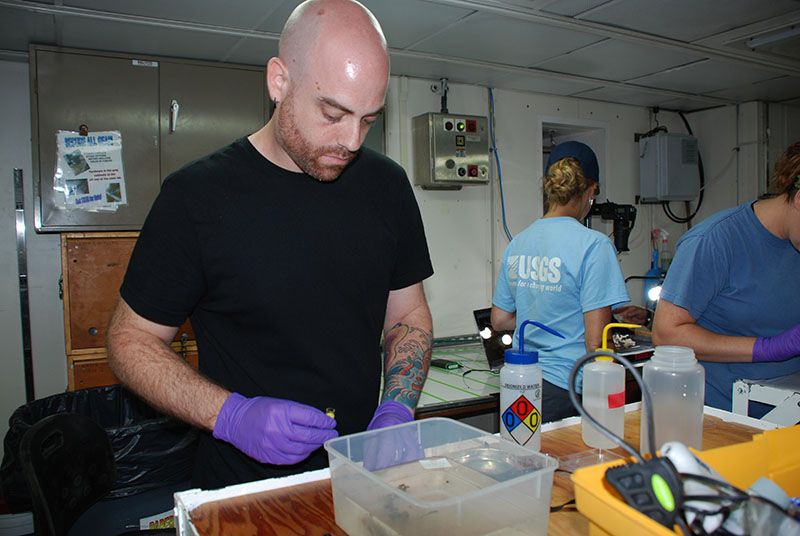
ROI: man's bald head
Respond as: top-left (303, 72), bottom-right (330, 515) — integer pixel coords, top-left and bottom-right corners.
top-left (279, 0), bottom-right (388, 80)
top-left (255, 0), bottom-right (390, 181)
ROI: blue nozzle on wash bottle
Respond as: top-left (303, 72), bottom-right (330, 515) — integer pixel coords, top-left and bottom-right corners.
top-left (504, 320), bottom-right (566, 363)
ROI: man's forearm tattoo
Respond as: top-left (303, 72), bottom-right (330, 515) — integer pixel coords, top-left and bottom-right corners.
top-left (382, 322), bottom-right (433, 408)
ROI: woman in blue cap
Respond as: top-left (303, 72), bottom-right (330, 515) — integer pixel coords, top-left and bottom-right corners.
top-left (491, 141), bottom-right (630, 422)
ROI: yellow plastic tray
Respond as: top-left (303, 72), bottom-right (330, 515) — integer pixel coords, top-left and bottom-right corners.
top-left (572, 425), bottom-right (800, 536)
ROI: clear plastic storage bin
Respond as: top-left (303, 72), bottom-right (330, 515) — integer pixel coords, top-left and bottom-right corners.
top-left (324, 417), bottom-right (558, 536)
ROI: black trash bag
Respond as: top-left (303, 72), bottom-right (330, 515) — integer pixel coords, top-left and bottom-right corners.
top-left (0, 385), bottom-right (198, 513)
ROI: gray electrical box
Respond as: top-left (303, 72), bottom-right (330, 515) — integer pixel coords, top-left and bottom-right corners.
top-left (412, 112), bottom-right (490, 189)
top-left (639, 132), bottom-right (699, 202)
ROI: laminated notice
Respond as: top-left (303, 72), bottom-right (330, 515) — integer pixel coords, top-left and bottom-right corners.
top-left (54, 130), bottom-right (127, 212)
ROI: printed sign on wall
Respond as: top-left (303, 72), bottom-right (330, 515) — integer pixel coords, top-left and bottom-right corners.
top-left (54, 130), bottom-right (127, 212)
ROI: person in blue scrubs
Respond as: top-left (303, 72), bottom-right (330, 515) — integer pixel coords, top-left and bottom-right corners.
top-left (492, 141), bottom-right (630, 422)
top-left (653, 142), bottom-right (800, 418)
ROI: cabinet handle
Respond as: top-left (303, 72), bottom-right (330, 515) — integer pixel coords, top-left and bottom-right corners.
top-left (170, 99), bottom-right (180, 132)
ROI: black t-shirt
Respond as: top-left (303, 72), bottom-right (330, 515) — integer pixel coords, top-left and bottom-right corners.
top-left (120, 138), bottom-right (433, 488)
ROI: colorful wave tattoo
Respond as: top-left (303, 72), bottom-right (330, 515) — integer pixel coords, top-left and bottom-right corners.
top-left (381, 322), bottom-right (432, 409)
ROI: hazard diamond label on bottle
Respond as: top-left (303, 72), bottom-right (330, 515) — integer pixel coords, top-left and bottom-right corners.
top-left (501, 395), bottom-right (540, 446)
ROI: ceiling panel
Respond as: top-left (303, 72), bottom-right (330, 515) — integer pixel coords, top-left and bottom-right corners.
top-left (68, 0), bottom-right (294, 32)
top-left (577, 0), bottom-right (800, 42)
top-left (656, 95), bottom-right (737, 113)
top-left (409, 12), bottom-right (603, 67)
top-left (534, 38), bottom-right (705, 82)
top-left (538, 0), bottom-right (610, 18)
top-left (388, 52), bottom-right (509, 87)
top-left (706, 75), bottom-right (800, 103)
top-left (571, 86), bottom-right (698, 109)
top-left (0, 7), bottom-right (55, 50)
top-left (483, 70), bottom-right (603, 97)
top-left (216, 37), bottom-right (277, 66)
top-left (1, 0), bottom-right (799, 112)
top-left (628, 59), bottom-right (785, 95)
top-left (58, 17), bottom-right (259, 64)
top-left (361, 0), bottom-right (476, 49)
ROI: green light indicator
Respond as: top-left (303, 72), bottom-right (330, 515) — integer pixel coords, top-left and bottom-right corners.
top-left (651, 474), bottom-right (675, 512)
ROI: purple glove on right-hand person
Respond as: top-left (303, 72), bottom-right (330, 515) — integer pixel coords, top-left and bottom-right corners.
top-left (753, 324), bottom-right (800, 363)
top-left (212, 393), bottom-right (338, 465)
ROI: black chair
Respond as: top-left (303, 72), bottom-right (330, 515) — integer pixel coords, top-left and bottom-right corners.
top-left (19, 412), bottom-right (174, 536)
top-left (20, 412), bottom-right (116, 536)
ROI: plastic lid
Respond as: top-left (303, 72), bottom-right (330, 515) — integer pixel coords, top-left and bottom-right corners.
top-left (504, 349), bottom-right (538, 365)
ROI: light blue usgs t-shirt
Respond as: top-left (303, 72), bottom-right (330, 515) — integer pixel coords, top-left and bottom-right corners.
top-left (493, 217), bottom-right (630, 392)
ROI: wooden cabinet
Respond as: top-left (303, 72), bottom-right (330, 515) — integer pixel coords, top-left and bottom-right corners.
top-left (62, 232), bottom-right (198, 390)
top-left (31, 45), bottom-right (266, 232)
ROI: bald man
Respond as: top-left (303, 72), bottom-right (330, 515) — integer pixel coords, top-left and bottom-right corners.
top-left (106, 0), bottom-right (434, 489)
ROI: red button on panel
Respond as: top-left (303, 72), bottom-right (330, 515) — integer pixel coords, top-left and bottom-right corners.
top-left (468, 165), bottom-right (478, 177)
top-left (466, 119), bottom-right (477, 133)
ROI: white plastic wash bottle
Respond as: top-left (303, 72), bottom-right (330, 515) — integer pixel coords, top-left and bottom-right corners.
top-left (581, 323), bottom-right (640, 449)
top-left (640, 345), bottom-right (705, 454)
top-left (500, 320), bottom-right (565, 452)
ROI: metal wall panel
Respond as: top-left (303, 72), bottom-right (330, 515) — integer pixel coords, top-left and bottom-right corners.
top-left (158, 61), bottom-right (266, 180)
top-left (31, 46), bottom-right (266, 232)
top-left (33, 48), bottom-right (160, 231)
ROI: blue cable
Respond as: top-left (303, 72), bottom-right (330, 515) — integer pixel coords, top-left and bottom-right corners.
top-left (488, 88), bottom-right (513, 242)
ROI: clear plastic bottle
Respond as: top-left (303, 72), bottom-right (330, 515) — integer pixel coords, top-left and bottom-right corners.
top-left (658, 230), bottom-right (672, 273)
top-left (582, 356), bottom-right (625, 449)
top-left (500, 320), bottom-right (564, 452)
top-left (640, 345), bottom-right (705, 454)
top-left (500, 350), bottom-right (542, 452)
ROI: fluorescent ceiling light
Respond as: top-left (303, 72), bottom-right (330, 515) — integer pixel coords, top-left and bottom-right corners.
top-left (746, 26), bottom-right (800, 48)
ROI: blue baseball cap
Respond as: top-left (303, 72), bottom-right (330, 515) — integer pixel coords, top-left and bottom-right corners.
top-left (546, 141), bottom-right (599, 183)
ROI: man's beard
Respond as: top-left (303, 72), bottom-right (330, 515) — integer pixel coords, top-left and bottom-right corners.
top-left (276, 96), bottom-right (357, 182)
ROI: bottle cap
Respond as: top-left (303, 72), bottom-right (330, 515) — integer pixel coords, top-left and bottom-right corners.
top-left (504, 348), bottom-right (538, 365)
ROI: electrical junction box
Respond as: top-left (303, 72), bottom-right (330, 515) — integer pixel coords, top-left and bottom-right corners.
top-left (639, 132), bottom-right (699, 202)
top-left (412, 112), bottom-right (490, 189)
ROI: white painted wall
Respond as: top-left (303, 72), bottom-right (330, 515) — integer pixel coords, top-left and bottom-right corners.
top-left (1, 60), bottom-right (68, 459)
top-left (1, 58), bottom-right (796, 459)
top-left (0, 60), bottom-right (29, 457)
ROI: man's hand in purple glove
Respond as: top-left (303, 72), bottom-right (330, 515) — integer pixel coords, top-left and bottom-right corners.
top-left (753, 324), bottom-right (800, 363)
top-left (212, 393), bottom-right (338, 465)
top-left (363, 401), bottom-right (422, 471)
top-left (367, 400), bottom-right (414, 430)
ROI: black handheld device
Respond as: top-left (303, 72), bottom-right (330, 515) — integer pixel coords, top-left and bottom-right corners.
top-left (431, 358), bottom-right (461, 370)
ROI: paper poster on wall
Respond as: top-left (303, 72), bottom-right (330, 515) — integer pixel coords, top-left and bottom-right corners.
top-left (54, 130), bottom-right (128, 212)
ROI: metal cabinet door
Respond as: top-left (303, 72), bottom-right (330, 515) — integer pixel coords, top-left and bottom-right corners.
top-left (158, 61), bottom-right (266, 181)
top-left (32, 49), bottom-right (161, 231)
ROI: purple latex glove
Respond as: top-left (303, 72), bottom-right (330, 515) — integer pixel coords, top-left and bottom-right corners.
top-left (753, 324), bottom-right (800, 363)
top-left (363, 402), bottom-right (422, 471)
top-left (212, 393), bottom-right (338, 465)
top-left (366, 400), bottom-right (414, 430)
